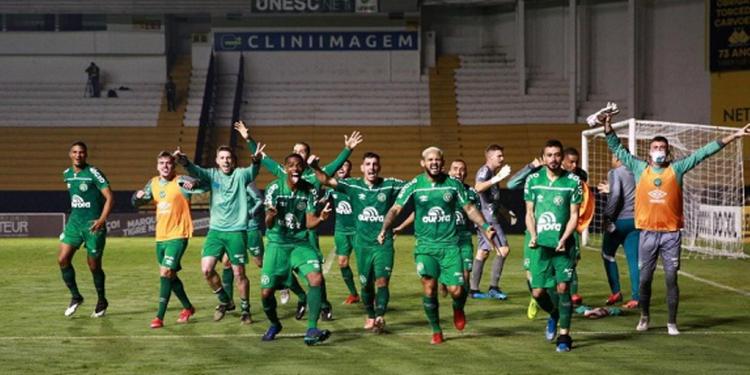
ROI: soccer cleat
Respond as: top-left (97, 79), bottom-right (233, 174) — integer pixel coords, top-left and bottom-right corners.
top-left (176, 306), bottom-right (195, 324)
top-left (240, 311), bottom-right (253, 325)
top-left (262, 324), bottom-right (282, 341)
top-left (453, 308), bottom-right (466, 331)
top-left (605, 292), bottom-right (623, 306)
top-left (545, 317), bottom-right (558, 341)
top-left (213, 303), bottom-right (230, 321)
top-left (430, 332), bottom-right (444, 345)
top-left (487, 288), bottom-right (508, 300)
top-left (343, 294), bottom-right (360, 305)
top-left (636, 316), bottom-right (650, 331)
top-left (150, 317), bottom-right (164, 329)
top-left (586, 102), bottom-right (620, 127)
top-left (279, 289), bottom-right (291, 305)
top-left (667, 323), bottom-right (680, 336)
top-left (527, 298), bottom-right (539, 320)
top-left (571, 294), bottom-right (583, 306)
top-left (320, 306), bottom-right (333, 321)
top-left (556, 334), bottom-right (573, 352)
top-left (373, 316), bottom-right (386, 334)
top-left (91, 299), bottom-right (108, 318)
top-left (364, 317), bottom-right (376, 330)
top-left (304, 328), bottom-right (331, 346)
top-left (622, 300), bottom-right (640, 309)
top-left (64, 296), bottom-right (84, 317)
top-left (294, 302), bottom-right (307, 320)
top-left (225, 301), bottom-right (236, 312)
top-left (470, 290), bottom-right (488, 299)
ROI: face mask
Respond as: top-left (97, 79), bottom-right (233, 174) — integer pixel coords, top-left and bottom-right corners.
top-left (650, 150), bottom-right (666, 164)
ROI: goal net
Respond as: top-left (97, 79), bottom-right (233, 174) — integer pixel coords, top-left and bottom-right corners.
top-left (581, 119), bottom-right (745, 258)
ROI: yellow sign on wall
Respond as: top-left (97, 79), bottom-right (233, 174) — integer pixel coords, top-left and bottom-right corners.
top-left (711, 71), bottom-right (750, 127)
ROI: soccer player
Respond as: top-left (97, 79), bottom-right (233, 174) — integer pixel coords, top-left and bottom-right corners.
top-left (174, 144), bottom-right (263, 324)
top-left (524, 139), bottom-right (582, 352)
top-left (310, 152), bottom-right (404, 332)
top-left (259, 153), bottom-right (333, 345)
top-left (471, 144), bottom-right (512, 300)
top-left (59, 141), bottom-right (114, 318)
top-left (132, 151), bottom-right (201, 328)
top-left (601, 114), bottom-right (750, 335)
top-left (329, 160), bottom-right (361, 305)
top-left (220, 181), bottom-right (265, 316)
top-left (600, 154), bottom-right (640, 309)
top-left (378, 147), bottom-right (497, 344)
top-left (234, 120), bottom-right (363, 320)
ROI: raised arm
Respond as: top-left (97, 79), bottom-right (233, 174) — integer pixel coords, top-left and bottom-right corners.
top-left (320, 131), bottom-right (362, 175)
top-left (308, 155), bottom-right (339, 188)
top-left (475, 164), bottom-right (511, 193)
top-left (174, 147), bottom-right (212, 182)
top-left (603, 115), bottom-right (646, 174)
top-left (506, 159), bottom-right (542, 190)
top-left (672, 123), bottom-right (750, 176)
top-left (234, 121), bottom-right (285, 177)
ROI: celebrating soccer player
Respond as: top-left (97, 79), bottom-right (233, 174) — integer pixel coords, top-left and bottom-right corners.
top-left (174, 144), bottom-right (264, 325)
top-left (58, 141), bottom-right (114, 318)
top-left (601, 113), bottom-right (750, 335)
top-left (132, 151), bottom-right (202, 328)
top-left (378, 147), bottom-right (497, 344)
top-left (259, 153), bottom-right (333, 345)
top-left (310, 152), bottom-right (404, 333)
top-left (328, 160), bottom-right (361, 305)
top-left (524, 139), bottom-right (582, 352)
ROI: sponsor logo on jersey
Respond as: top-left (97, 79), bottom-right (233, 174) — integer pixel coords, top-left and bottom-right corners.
top-left (296, 201), bottom-right (306, 210)
top-left (443, 192), bottom-right (453, 202)
top-left (455, 210), bottom-right (466, 225)
top-left (377, 192), bottom-right (387, 202)
top-left (159, 190), bottom-right (167, 199)
top-left (156, 201), bottom-right (172, 214)
top-left (79, 183), bottom-right (88, 192)
top-left (71, 194), bottom-right (91, 208)
top-left (358, 206), bottom-right (384, 222)
top-left (537, 211), bottom-right (562, 232)
top-left (422, 207), bottom-right (453, 223)
top-left (90, 167), bottom-right (106, 184)
top-left (261, 274), bottom-right (271, 285)
top-left (553, 195), bottom-right (563, 206)
top-left (418, 195), bottom-right (428, 202)
top-left (336, 201), bottom-right (353, 215)
top-left (283, 213), bottom-right (301, 229)
top-left (648, 189), bottom-right (667, 203)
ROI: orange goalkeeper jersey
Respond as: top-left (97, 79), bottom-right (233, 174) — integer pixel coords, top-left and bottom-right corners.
top-left (150, 177), bottom-right (193, 241)
top-left (577, 181), bottom-right (595, 233)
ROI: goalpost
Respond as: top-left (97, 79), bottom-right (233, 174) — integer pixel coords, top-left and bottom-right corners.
top-left (581, 118), bottom-right (746, 258)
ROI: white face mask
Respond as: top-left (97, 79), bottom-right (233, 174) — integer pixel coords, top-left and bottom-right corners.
top-left (650, 150), bottom-right (666, 164)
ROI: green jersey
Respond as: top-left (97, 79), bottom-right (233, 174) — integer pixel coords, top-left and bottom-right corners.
top-left (335, 177), bottom-right (405, 248)
top-left (330, 189), bottom-right (356, 234)
top-left (456, 182), bottom-right (480, 239)
top-left (247, 182), bottom-right (264, 231)
top-left (63, 164), bottom-right (109, 226)
top-left (264, 177), bottom-right (317, 243)
top-left (185, 162), bottom-right (259, 232)
top-left (523, 169), bottom-right (583, 248)
top-left (395, 173), bottom-right (469, 249)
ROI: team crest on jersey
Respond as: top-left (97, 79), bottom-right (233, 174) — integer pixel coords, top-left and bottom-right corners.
top-left (283, 213), bottom-right (300, 229)
top-left (443, 192), bottom-right (453, 202)
top-left (537, 212), bottom-right (562, 232)
top-left (553, 195), bottom-right (563, 206)
top-left (157, 201), bottom-right (171, 213)
top-left (648, 189), bottom-right (667, 203)
top-left (653, 178), bottom-right (662, 187)
top-left (377, 192), bottom-right (387, 202)
top-left (418, 195), bottom-right (428, 202)
top-left (79, 183), bottom-right (88, 192)
top-left (422, 207), bottom-right (453, 223)
top-left (358, 193), bottom-right (366, 200)
top-left (296, 201), bottom-right (306, 210)
top-left (159, 191), bottom-right (167, 199)
top-left (261, 274), bottom-right (270, 285)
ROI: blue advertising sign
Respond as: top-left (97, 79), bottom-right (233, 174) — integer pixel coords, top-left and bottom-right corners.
top-left (215, 31), bottom-right (418, 51)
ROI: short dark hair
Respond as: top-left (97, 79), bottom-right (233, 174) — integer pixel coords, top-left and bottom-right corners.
top-left (285, 153), bottom-right (304, 164)
top-left (543, 139), bottom-right (564, 153)
top-left (362, 152), bottom-right (380, 161)
top-left (563, 147), bottom-right (580, 158)
top-left (70, 141), bottom-right (87, 151)
top-left (216, 145), bottom-right (237, 160)
top-left (650, 136), bottom-right (669, 147)
top-left (342, 159), bottom-right (352, 167)
top-left (451, 159), bottom-right (467, 167)
top-left (485, 144), bottom-right (504, 153)
top-left (295, 142), bottom-right (311, 155)
top-left (157, 150), bottom-right (174, 161)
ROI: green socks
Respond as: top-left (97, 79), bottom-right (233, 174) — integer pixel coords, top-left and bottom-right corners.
top-left (361, 284), bottom-right (376, 318)
top-left (341, 266), bottom-right (358, 296)
top-left (289, 276), bottom-right (306, 304)
top-left (222, 267), bottom-right (234, 300)
top-left (262, 294), bottom-right (280, 325)
top-left (558, 291), bottom-right (572, 329)
top-left (452, 286), bottom-right (468, 311)
top-left (156, 276), bottom-right (172, 319)
top-left (240, 298), bottom-right (250, 313)
top-left (306, 286), bottom-right (322, 329)
top-left (91, 268), bottom-right (106, 300)
top-left (570, 271), bottom-right (579, 295)
top-left (61, 265), bottom-right (81, 298)
top-left (171, 276), bottom-right (192, 309)
top-left (214, 287), bottom-right (231, 304)
top-left (375, 286), bottom-right (389, 317)
top-left (534, 290), bottom-right (559, 319)
top-left (423, 296), bottom-right (441, 333)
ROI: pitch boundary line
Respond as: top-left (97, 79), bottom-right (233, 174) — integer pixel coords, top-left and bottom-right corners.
top-left (1, 330), bottom-right (749, 341)
top-left (582, 248), bottom-right (750, 297)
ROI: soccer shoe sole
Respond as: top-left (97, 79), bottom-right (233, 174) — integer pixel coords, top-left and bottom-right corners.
top-left (304, 330), bottom-right (331, 346)
top-left (64, 299), bottom-right (84, 317)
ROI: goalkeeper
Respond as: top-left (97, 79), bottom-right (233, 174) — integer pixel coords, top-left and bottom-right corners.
top-left (599, 111), bottom-right (749, 335)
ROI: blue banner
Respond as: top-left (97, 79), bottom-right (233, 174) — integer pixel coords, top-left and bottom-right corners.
top-left (214, 31), bottom-right (418, 51)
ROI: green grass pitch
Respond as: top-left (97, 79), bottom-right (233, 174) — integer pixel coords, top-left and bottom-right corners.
top-left (1, 235), bottom-right (749, 374)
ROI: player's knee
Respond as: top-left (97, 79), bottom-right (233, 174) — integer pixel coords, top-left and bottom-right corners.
top-left (307, 272), bottom-right (322, 287)
top-left (253, 257), bottom-right (263, 268)
top-left (201, 267), bottom-right (215, 278)
top-left (375, 277), bottom-right (389, 288)
top-left (531, 288), bottom-right (544, 299)
top-left (338, 257), bottom-right (349, 268)
top-left (476, 251), bottom-right (489, 261)
top-left (261, 288), bottom-right (273, 299)
top-left (160, 268), bottom-right (175, 279)
top-left (556, 283), bottom-right (568, 294)
top-left (447, 285), bottom-right (462, 298)
top-left (86, 258), bottom-right (101, 271)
